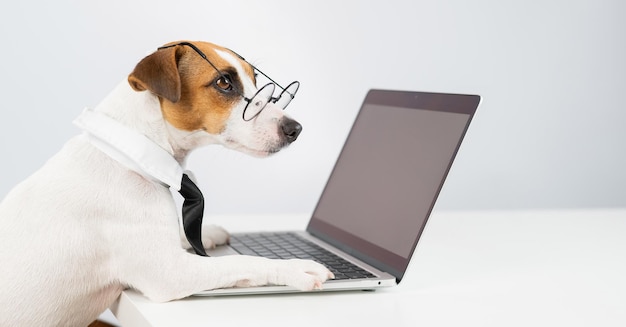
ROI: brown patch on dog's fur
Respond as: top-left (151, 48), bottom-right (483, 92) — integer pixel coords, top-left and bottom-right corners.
top-left (128, 41), bottom-right (255, 134)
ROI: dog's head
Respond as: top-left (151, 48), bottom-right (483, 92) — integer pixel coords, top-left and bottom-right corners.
top-left (127, 41), bottom-right (302, 157)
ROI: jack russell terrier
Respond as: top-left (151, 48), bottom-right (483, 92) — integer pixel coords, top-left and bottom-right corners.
top-left (0, 41), bottom-right (333, 326)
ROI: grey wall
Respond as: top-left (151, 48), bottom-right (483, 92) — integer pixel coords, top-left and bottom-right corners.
top-left (1, 0), bottom-right (624, 214)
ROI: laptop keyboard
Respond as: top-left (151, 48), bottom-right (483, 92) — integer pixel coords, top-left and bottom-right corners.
top-left (229, 232), bottom-right (377, 280)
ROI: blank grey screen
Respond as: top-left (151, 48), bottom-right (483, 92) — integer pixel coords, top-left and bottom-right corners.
top-left (313, 104), bottom-right (470, 259)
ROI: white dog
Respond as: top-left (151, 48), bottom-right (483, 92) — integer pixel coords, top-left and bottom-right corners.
top-left (0, 41), bottom-right (332, 326)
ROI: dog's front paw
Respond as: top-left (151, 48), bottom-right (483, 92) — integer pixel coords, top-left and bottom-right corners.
top-left (270, 259), bottom-right (335, 291)
top-left (201, 224), bottom-right (230, 249)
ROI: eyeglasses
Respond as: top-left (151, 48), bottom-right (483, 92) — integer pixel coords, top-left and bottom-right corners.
top-left (157, 42), bottom-right (299, 121)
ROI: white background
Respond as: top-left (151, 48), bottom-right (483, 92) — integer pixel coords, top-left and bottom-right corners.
top-left (1, 0), bottom-right (624, 215)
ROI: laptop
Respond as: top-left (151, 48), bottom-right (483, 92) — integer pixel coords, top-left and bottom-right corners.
top-left (198, 89), bottom-right (481, 296)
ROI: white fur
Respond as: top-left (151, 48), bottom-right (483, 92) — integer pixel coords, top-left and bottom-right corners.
top-left (0, 73), bottom-right (329, 325)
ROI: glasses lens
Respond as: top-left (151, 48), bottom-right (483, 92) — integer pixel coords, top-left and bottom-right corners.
top-left (243, 83), bottom-right (276, 121)
top-left (273, 81), bottom-right (300, 109)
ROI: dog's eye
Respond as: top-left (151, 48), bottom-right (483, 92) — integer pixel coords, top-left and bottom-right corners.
top-left (215, 76), bottom-right (233, 91)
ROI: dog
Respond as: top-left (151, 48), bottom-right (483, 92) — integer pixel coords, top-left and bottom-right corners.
top-left (0, 41), bottom-right (333, 326)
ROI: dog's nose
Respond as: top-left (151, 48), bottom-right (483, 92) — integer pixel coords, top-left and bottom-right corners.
top-left (281, 118), bottom-right (302, 143)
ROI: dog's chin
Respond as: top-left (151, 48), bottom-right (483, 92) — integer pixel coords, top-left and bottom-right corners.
top-left (224, 141), bottom-right (285, 158)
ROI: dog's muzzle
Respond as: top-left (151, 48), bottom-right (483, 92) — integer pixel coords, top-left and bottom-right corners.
top-left (280, 117), bottom-right (302, 143)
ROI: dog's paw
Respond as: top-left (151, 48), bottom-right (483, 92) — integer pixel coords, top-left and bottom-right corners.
top-left (201, 224), bottom-right (230, 249)
top-left (269, 259), bottom-right (335, 291)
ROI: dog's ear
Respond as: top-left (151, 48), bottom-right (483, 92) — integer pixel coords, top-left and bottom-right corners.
top-left (128, 47), bottom-right (182, 103)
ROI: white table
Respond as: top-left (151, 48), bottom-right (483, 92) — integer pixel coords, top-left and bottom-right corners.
top-left (110, 209), bottom-right (626, 327)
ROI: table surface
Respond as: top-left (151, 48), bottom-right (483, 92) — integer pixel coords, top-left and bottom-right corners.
top-left (111, 209), bottom-right (626, 327)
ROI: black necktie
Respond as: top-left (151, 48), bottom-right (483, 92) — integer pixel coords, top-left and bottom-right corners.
top-left (178, 174), bottom-right (208, 256)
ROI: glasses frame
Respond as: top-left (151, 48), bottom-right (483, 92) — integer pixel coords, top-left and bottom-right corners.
top-left (157, 42), bottom-right (299, 121)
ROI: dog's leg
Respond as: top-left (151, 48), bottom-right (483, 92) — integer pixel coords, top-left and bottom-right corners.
top-left (120, 249), bottom-right (333, 302)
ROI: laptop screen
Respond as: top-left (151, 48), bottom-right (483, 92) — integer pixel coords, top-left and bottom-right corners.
top-left (307, 90), bottom-right (480, 281)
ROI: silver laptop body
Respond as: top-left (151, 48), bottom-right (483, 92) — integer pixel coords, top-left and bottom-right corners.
top-left (197, 89), bottom-right (481, 296)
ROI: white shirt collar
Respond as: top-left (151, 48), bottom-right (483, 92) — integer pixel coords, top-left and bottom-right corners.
top-left (73, 108), bottom-right (183, 191)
